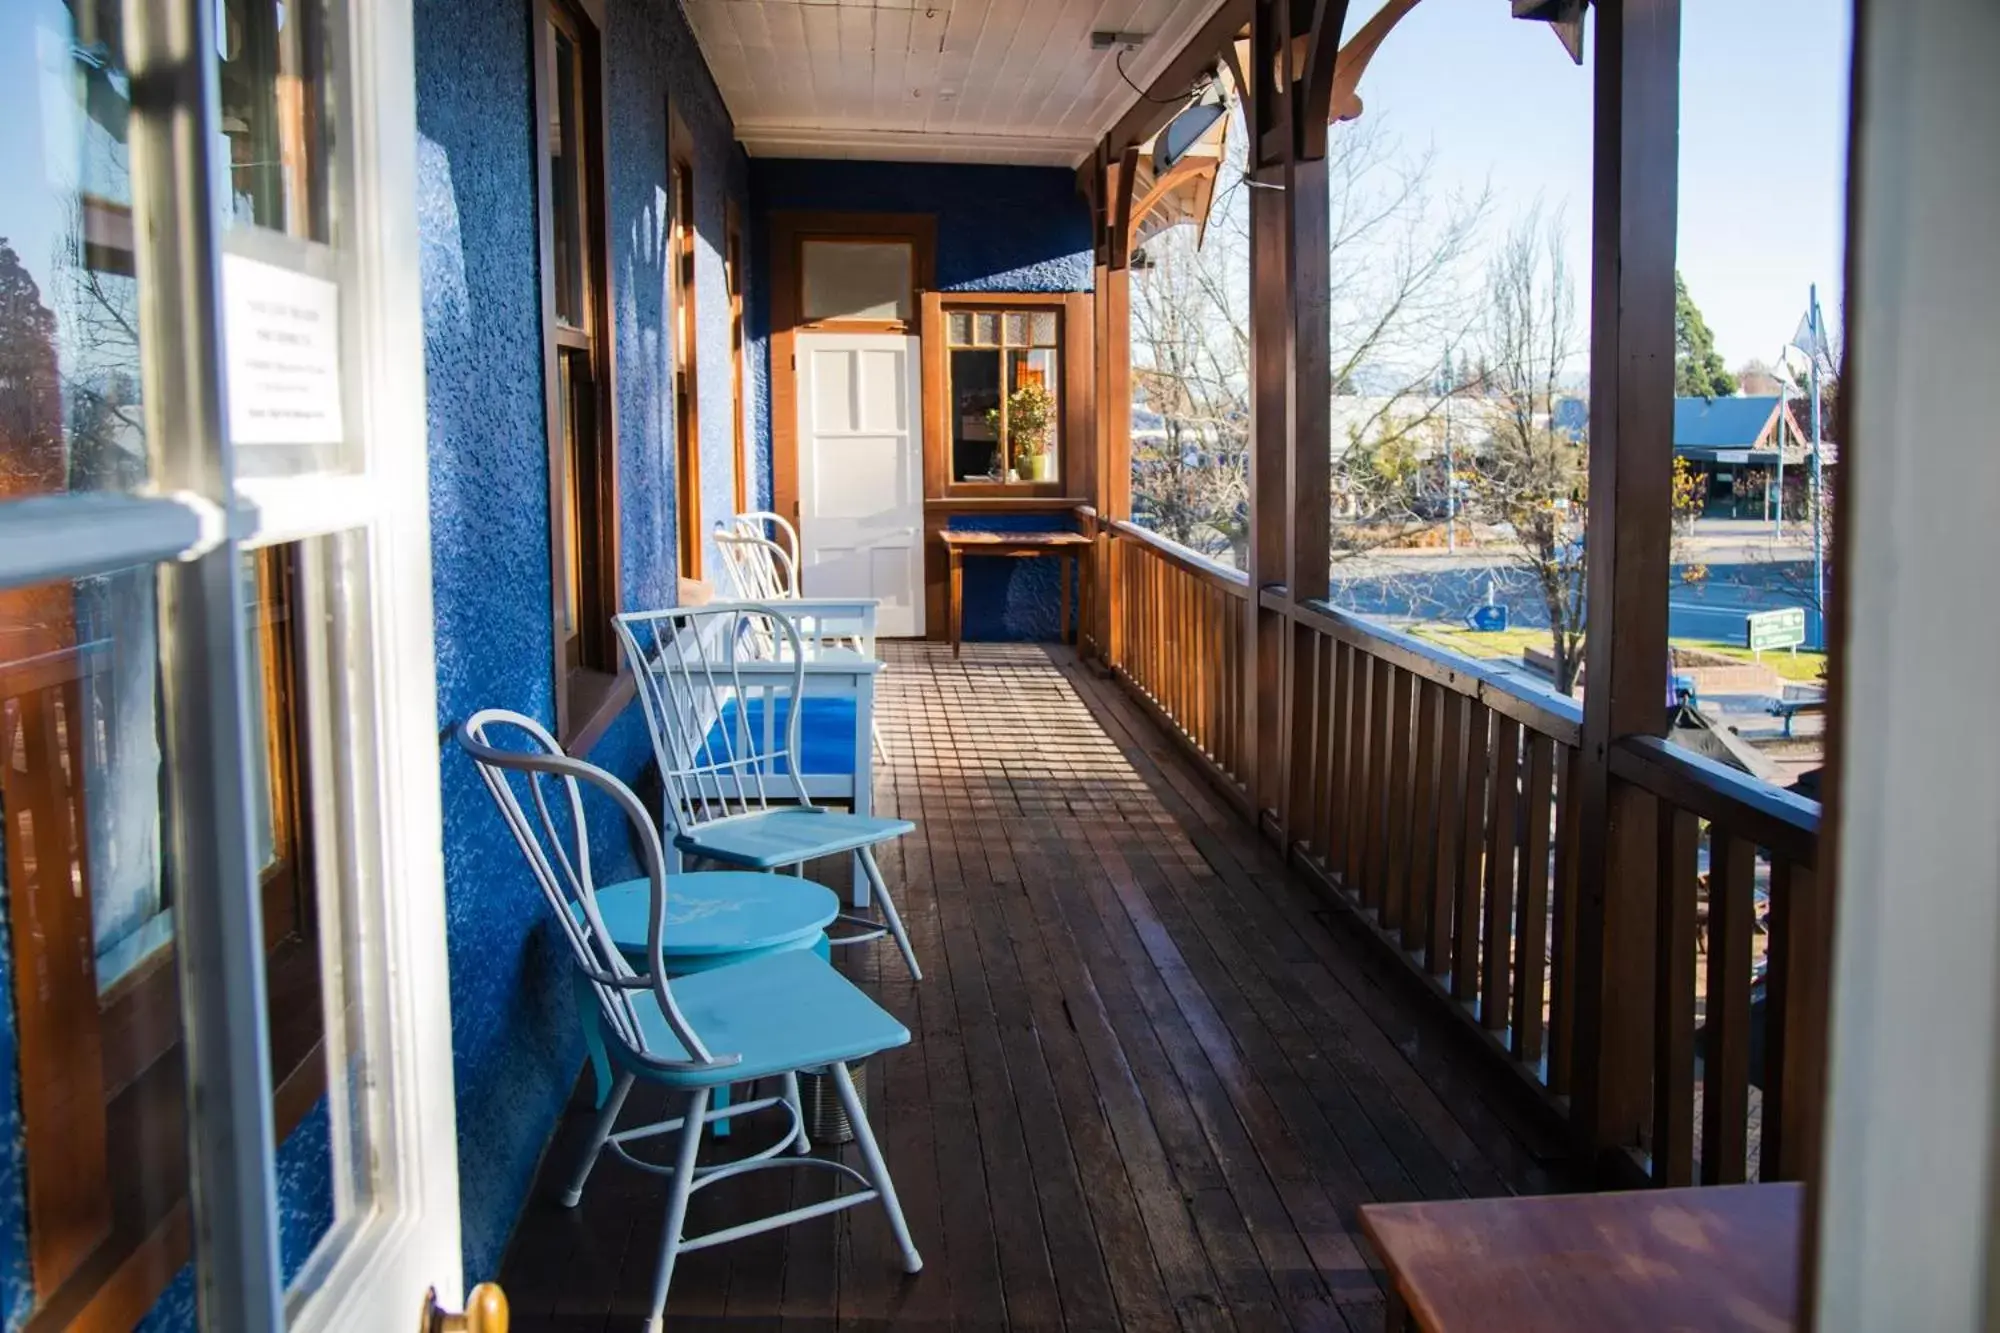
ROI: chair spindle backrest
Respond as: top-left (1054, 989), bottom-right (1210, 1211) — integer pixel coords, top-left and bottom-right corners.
top-left (456, 709), bottom-right (714, 1067)
top-left (613, 604), bottom-right (812, 839)
top-left (714, 527), bottom-right (799, 603)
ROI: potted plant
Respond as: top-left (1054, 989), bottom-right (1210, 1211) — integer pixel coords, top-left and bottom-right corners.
top-left (987, 381), bottom-right (1055, 483)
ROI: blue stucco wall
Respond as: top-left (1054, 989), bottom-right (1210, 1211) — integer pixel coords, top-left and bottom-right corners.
top-left (744, 160), bottom-right (1092, 638)
top-left (415, 0), bottom-right (744, 1286)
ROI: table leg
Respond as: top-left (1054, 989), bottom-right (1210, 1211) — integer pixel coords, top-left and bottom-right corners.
top-left (851, 675), bottom-right (874, 908)
top-left (949, 550), bottom-right (963, 658)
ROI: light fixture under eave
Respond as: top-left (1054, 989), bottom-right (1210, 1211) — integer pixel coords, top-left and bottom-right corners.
top-left (1153, 84), bottom-right (1228, 176)
top-left (1511, 0), bottom-right (1587, 65)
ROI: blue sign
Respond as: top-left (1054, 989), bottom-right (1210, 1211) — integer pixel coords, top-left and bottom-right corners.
top-left (1467, 604), bottom-right (1509, 633)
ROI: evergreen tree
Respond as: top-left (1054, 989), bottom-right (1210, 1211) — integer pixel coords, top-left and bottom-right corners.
top-left (1674, 271), bottom-right (1737, 399)
top-left (0, 239), bottom-right (65, 497)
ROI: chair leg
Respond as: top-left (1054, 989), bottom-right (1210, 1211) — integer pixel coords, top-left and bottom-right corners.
top-left (782, 1070), bottom-right (811, 1155)
top-left (860, 846), bottom-right (922, 981)
top-left (830, 1061), bottom-right (921, 1274)
top-left (646, 1086), bottom-right (711, 1333)
top-left (563, 1071), bottom-right (634, 1208)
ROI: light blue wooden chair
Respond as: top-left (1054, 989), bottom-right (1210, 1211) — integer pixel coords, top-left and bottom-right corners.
top-left (457, 709), bottom-right (922, 1331)
top-left (613, 603), bottom-right (923, 979)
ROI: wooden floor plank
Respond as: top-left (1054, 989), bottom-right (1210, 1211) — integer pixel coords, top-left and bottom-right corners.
top-left (498, 644), bottom-right (1574, 1331)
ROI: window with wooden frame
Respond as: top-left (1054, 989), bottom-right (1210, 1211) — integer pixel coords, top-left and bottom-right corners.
top-left (669, 133), bottom-right (701, 580)
top-left (535, 0), bottom-right (621, 742)
top-left (726, 202), bottom-right (749, 514)
top-left (922, 293), bottom-right (1092, 500)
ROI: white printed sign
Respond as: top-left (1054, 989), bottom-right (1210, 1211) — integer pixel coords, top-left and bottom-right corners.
top-left (222, 253), bottom-right (345, 446)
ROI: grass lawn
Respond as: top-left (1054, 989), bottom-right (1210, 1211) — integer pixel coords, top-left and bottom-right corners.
top-left (1679, 639), bottom-right (1829, 683)
top-left (1407, 624), bottom-right (1829, 685)
top-left (1408, 624), bottom-right (1553, 661)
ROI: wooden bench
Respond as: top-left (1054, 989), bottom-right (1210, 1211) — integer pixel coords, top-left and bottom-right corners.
top-left (1358, 1183), bottom-right (1802, 1331)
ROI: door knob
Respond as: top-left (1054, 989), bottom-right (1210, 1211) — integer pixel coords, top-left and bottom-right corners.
top-left (420, 1283), bottom-right (509, 1333)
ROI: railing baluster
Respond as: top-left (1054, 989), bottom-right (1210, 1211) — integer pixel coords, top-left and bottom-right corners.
top-left (1346, 653), bottom-right (1374, 897)
top-left (1454, 704), bottom-right (1491, 1003)
top-left (1363, 661), bottom-right (1395, 913)
top-left (1482, 716), bottom-right (1522, 1033)
top-left (1285, 624), bottom-right (1318, 850)
top-left (1327, 639), bottom-right (1354, 881)
top-left (1548, 745), bottom-right (1583, 1096)
top-left (1654, 803), bottom-right (1701, 1186)
top-left (1702, 831), bottom-right (1756, 1184)
top-left (1408, 678), bottom-right (1443, 962)
top-left (1427, 689), bottom-right (1467, 977)
top-left (1762, 858), bottom-right (1827, 1183)
top-left (1513, 733), bottom-right (1555, 1065)
top-left (1308, 629), bottom-right (1335, 862)
top-left (1382, 667), bottom-right (1417, 936)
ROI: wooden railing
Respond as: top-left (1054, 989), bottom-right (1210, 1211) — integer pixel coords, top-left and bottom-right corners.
top-left (1269, 592), bottom-right (1588, 1087)
top-left (1612, 736), bottom-right (1826, 1186)
top-left (1099, 519), bottom-right (1252, 797)
top-left (1088, 530), bottom-right (1827, 1188)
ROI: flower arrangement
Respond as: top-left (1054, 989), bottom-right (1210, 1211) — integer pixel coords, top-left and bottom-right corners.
top-left (986, 381), bottom-right (1055, 482)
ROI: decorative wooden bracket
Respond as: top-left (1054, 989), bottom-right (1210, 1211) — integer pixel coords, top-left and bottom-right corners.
top-left (1328, 0), bottom-right (1425, 126)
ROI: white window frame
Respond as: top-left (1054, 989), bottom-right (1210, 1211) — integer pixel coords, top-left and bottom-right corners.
top-left (0, 0), bottom-right (461, 1326)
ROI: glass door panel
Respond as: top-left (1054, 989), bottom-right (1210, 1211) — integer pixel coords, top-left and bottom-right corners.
top-left (1, 0), bottom-right (462, 1327)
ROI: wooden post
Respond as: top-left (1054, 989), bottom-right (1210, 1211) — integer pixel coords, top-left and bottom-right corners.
top-left (1089, 147), bottom-right (1135, 667)
top-left (1246, 0), bottom-right (1343, 831)
top-left (1570, 0), bottom-right (1681, 1160)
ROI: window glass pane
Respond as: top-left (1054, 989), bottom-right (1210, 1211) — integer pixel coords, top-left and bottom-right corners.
top-left (547, 22), bottom-right (584, 329)
top-left (801, 240), bottom-right (911, 322)
top-left (949, 348), bottom-right (1003, 482)
top-left (0, 551), bottom-right (340, 1322)
top-left (217, 0), bottom-right (331, 239)
top-left (1029, 311), bottom-right (1058, 346)
top-left (1, 0), bottom-right (150, 500)
top-left (1002, 312), bottom-right (1029, 347)
top-left (1, 565), bottom-right (189, 1322)
top-left (1006, 348), bottom-right (1059, 483)
top-left (947, 311), bottom-right (972, 346)
top-left (972, 311), bottom-right (999, 347)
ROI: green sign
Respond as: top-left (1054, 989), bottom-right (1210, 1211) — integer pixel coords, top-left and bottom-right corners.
top-left (1746, 607), bottom-right (1808, 653)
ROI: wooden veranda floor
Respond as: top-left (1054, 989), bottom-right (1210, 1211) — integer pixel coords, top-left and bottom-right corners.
top-left (498, 643), bottom-right (1577, 1331)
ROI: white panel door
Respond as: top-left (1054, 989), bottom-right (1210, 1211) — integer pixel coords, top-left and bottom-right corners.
top-left (796, 333), bottom-right (925, 637)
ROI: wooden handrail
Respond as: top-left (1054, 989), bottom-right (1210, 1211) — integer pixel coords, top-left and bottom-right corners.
top-left (1268, 591), bottom-right (1585, 748)
top-left (1105, 518), bottom-right (1251, 592)
top-left (1611, 734), bottom-right (1821, 867)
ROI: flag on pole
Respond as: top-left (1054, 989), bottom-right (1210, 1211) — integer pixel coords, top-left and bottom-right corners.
top-left (1787, 285), bottom-right (1833, 374)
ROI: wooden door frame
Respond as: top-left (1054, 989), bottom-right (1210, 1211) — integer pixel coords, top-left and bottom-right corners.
top-left (768, 211), bottom-right (936, 532)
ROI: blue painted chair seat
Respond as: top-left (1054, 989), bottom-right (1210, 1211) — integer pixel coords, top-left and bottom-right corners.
top-left (622, 949), bottom-right (911, 1089)
top-left (587, 871), bottom-right (839, 967)
top-left (678, 808), bottom-right (918, 869)
top-left (576, 872), bottom-right (841, 1107)
top-left (710, 696), bottom-right (859, 776)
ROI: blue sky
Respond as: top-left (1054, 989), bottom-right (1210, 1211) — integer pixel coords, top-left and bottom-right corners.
top-left (1343, 0), bottom-right (1852, 371)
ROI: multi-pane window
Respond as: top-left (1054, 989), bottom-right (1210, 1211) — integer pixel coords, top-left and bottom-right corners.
top-left (947, 308), bottom-right (1062, 486)
top-left (537, 0), bottom-right (618, 738)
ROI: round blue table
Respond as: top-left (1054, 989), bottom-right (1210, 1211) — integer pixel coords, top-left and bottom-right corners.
top-left (578, 871), bottom-right (840, 1120)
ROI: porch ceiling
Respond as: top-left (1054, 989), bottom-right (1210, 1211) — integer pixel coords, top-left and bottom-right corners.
top-left (682, 0), bottom-right (1232, 166)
